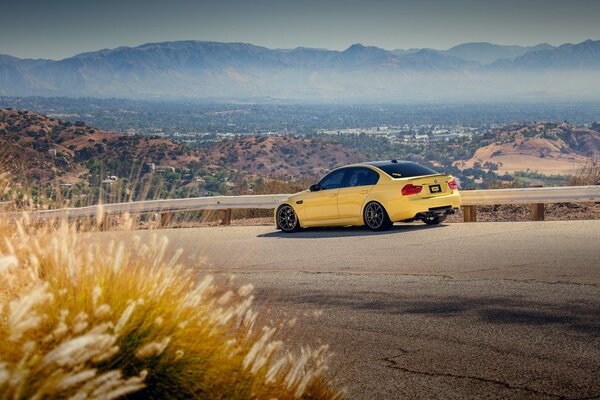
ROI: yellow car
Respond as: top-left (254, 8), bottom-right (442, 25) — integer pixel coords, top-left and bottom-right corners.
top-left (275, 160), bottom-right (461, 232)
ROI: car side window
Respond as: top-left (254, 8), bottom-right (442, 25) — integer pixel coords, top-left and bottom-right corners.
top-left (319, 169), bottom-right (345, 190)
top-left (343, 167), bottom-right (380, 187)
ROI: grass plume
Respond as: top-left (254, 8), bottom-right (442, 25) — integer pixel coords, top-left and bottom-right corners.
top-left (0, 213), bottom-right (341, 399)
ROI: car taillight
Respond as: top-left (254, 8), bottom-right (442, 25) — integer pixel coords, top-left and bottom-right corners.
top-left (401, 184), bottom-right (422, 195)
top-left (447, 178), bottom-right (458, 190)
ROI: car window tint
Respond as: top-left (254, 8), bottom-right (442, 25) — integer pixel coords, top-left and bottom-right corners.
top-left (344, 167), bottom-right (379, 187)
top-left (362, 169), bottom-right (380, 185)
top-left (319, 169), bottom-right (345, 190)
top-left (377, 162), bottom-right (437, 178)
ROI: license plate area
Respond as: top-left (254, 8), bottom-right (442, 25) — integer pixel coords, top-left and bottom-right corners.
top-left (429, 184), bottom-right (442, 194)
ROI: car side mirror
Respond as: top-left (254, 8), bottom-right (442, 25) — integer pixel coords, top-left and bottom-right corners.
top-left (309, 183), bottom-right (321, 192)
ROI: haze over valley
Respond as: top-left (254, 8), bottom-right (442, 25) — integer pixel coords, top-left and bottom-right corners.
top-left (2, 39), bottom-right (600, 101)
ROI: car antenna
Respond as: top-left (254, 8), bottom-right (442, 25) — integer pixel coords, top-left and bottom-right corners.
top-left (391, 159), bottom-right (398, 163)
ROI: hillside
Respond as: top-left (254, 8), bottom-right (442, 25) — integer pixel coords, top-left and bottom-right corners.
top-left (490, 39), bottom-right (600, 70)
top-left (443, 42), bottom-right (554, 65)
top-left (3, 107), bottom-right (599, 197)
top-left (456, 123), bottom-right (600, 175)
top-left (200, 135), bottom-right (366, 177)
top-left (0, 108), bottom-right (195, 184)
top-left (0, 109), bottom-right (367, 194)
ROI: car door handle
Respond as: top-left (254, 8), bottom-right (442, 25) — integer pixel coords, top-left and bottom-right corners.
top-left (328, 194), bottom-right (337, 198)
top-left (359, 190), bottom-right (369, 194)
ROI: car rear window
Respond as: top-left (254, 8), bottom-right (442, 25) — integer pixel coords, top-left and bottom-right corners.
top-left (376, 162), bottom-right (438, 178)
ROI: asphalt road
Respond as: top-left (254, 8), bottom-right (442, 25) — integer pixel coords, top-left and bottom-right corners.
top-left (112, 221), bottom-right (600, 399)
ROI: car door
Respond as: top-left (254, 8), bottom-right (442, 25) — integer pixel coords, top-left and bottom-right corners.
top-left (337, 167), bottom-right (380, 220)
top-left (302, 168), bottom-right (345, 222)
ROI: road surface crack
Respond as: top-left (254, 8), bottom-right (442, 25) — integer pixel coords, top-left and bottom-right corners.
top-left (380, 355), bottom-right (584, 399)
top-left (493, 277), bottom-right (600, 288)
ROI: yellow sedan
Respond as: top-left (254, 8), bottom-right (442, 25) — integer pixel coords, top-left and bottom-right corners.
top-left (275, 160), bottom-right (461, 232)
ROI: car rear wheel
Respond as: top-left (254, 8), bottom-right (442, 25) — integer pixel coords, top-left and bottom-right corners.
top-left (363, 202), bottom-right (393, 231)
top-left (276, 204), bottom-right (301, 233)
top-left (422, 215), bottom-right (447, 225)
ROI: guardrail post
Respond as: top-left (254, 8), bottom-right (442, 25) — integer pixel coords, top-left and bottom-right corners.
top-left (528, 184), bottom-right (544, 221)
top-left (221, 209), bottom-right (232, 226)
top-left (531, 203), bottom-right (544, 221)
top-left (99, 216), bottom-right (111, 231)
top-left (463, 205), bottom-right (477, 222)
top-left (160, 212), bottom-right (173, 227)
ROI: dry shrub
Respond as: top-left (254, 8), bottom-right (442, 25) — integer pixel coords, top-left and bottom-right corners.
top-left (568, 155), bottom-right (600, 186)
top-left (250, 179), bottom-right (312, 195)
top-left (0, 214), bottom-right (341, 399)
top-left (233, 178), bottom-right (311, 220)
top-left (483, 179), bottom-right (524, 189)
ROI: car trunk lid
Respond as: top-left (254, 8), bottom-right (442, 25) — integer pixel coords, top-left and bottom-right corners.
top-left (405, 174), bottom-right (454, 198)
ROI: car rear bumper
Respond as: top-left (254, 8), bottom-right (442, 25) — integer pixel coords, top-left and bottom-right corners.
top-left (386, 191), bottom-right (461, 222)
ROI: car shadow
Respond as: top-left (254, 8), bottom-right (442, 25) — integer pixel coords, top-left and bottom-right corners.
top-left (258, 223), bottom-right (447, 239)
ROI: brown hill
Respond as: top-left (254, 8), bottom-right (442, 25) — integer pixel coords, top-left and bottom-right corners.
top-left (456, 123), bottom-right (600, 175)
top-left (199, 135), bottom-right (367, 178)
top-left (0, 109), bottom-right (368, 192)
top-left (0, 109), bottom-right (196, 184)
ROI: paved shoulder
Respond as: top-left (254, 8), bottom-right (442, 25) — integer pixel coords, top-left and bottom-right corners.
top-left (138, 220), bottom-right (600, 284)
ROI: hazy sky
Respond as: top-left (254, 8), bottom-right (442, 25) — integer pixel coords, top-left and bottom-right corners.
top-left (2, 0), bottom-right (600, 59)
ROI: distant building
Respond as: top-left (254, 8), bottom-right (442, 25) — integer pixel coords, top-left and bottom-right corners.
top-left (155, 166), bottom-right (176, 173)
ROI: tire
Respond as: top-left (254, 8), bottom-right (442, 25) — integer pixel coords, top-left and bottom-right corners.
top-left (363, 202), bottom-right (393, 231)
top-left (421, 215), bottom-right (447, 225)
top-left (276, 204), bottom-right (301, 233)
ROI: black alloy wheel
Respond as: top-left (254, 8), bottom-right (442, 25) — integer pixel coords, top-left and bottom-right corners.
top-left (276, 204), bottom-right (300, 232)
top-left (363, 202), bottom-right (393, 231)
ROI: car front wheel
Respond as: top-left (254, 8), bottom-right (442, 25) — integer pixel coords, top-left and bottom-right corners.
top-left (276, 204), bottom-right (301, 233)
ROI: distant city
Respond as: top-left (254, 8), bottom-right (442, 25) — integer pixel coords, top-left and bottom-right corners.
top-left (1, 97), bottom-right (599, 144)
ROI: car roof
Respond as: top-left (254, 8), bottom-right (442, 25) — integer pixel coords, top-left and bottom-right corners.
top-left (328, 160), bottom-right (419, 173)
top-left (361, 160), bottom-right (415, 167)
top-left (338, 160), bottom-right (415, 169)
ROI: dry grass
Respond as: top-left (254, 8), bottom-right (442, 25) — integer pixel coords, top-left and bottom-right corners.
top-left (446, 202), bottom-right (600, 223)
top-left (0, 208), bottom-right (341, 399)
top-left (568, 155), bottom-right (600, 186)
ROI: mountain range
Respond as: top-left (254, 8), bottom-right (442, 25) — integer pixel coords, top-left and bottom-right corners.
top-left (1, 39), bottom-right (600, 101)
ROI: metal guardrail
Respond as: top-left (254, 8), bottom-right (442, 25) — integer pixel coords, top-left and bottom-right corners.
top-left (1, 194), bottom-right (288, 221)
top-left (1, 185), bottom-right (599, 225)
top-left (460, 185), bottom-right (600, 222)
top-left (460, 185), bottom-right (600, 206)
